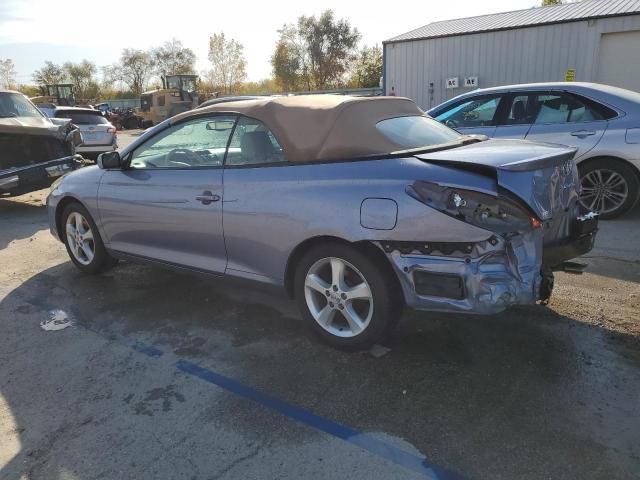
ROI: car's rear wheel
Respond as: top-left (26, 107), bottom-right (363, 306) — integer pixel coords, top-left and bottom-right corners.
top-left (578, 159), bottom-right (639, 219)
top-left (294, 243), bottom-right (401, 350)
top-left (62, 203), bottom-right (117, 274)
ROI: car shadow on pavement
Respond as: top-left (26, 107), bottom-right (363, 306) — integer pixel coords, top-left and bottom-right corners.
top-left (0, 194), bottom-right (48, 251)
top-left (1, 261), bottom-right (639, 480)
top-left (585, 206), bottom-right (640, 282)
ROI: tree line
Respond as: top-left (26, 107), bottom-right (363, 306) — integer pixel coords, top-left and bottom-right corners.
top-left (0, 10), bottom-right (381, 100)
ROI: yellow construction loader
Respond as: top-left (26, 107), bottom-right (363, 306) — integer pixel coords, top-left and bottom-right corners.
top-left (137, 75), bottom-right (200, 127)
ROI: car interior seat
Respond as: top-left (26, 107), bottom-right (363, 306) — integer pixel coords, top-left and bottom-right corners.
top-left (240, 131), bottom-right (275, 164)
top-left (511, 100), bottom-right (527, 123)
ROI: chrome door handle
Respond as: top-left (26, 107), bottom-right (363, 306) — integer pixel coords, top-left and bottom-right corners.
top-left (570, 130), bottom-right (596, 138)
top-left (195, 191), bottom-right (220, 205)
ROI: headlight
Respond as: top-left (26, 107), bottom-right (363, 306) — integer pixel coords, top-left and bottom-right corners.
top-left (407, 180), bottom-right (540, 233)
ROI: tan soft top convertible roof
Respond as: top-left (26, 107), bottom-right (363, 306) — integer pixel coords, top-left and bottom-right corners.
top-left (173, 95), bottom-right (423, 162)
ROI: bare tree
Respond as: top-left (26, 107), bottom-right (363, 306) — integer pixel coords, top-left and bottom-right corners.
top-left (32, 61), bottom-right (66, 86)
top-left (152, 38), bottom-right (196, 76)
top-left (63, 60), bottom-right (98, 99)
top-left (106, 49), bottom-right (154, 95)
top-left (207, 33), bottom-right (247, 94)
top-left (0, 59), bottom-right (17, 89)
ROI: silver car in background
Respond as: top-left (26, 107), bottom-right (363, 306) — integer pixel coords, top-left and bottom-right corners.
top-left (47, 95), bottom-right (597, 350)
top-left (428, 82), bottom-right (640, 218)
top-left (53, 107), bottom-right (117, 159)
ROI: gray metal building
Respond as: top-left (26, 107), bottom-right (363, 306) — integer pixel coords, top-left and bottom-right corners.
top-left (383, 0), bottom-right (640, 110)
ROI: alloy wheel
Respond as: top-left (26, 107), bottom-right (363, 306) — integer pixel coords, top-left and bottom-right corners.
top-left (579, 169), bottom-right (628, 215)
top-left (304, 257), bottom-right (374, 338)
top-left (65, 212), bottom-right (95, 266)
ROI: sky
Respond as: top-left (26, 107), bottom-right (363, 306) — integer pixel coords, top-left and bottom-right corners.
top-left (0, 0), bottom-right (539, 85)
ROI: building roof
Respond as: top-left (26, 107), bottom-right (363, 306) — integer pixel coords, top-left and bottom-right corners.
top-left (385, 0), bottom-right (640, 43)
top-left (177, 95), bottom-right (423, 163)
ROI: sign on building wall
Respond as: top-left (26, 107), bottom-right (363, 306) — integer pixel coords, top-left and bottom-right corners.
top-left (445, 77), bottom-right (459, 89)
top-left (464, 76), bottom-right (478, 88)
top-left (565, 69), bottom-right (576, 81)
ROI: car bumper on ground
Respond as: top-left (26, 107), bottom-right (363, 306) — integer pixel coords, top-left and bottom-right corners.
top-left (0, 155), bottom-right (84, 196)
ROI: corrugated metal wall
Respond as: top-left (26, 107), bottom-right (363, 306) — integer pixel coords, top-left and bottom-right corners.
top-left (384, 15), bottom-right (640, 110)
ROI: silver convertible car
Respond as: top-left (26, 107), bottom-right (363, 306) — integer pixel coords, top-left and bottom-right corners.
top-left (47, 95), bottom-right (598, 349)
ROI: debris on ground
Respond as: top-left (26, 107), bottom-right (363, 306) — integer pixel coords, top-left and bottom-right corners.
top-left (40, 310), bottom-right (73, 331)
top-left (369, 344), bottom-right (391, 358)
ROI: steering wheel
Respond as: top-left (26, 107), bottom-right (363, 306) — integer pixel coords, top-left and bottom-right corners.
top-left (166, 148), bottom-right (200, 166)
top-left (445, 119), bottom-right (459, 128)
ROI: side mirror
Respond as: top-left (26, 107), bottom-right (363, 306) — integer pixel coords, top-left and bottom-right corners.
top-left (98, 151), bottom-right (122, 169)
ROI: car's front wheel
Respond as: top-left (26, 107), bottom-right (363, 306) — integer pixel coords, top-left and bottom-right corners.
top-left (294, 243), bottom-right (401, 350)
top-left (62, 203), bottom-right (117, 274)
top-left (578, 159), bottom-right (639, 219)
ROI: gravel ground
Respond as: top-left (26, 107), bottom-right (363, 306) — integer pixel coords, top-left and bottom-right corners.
top-left (1, 169), bottom-right (639, 480)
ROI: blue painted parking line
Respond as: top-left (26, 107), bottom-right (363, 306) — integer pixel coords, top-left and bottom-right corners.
top-left (176, 359), bottom-right (466, 480)
top-left (77, 321), bottom-right (465, 480)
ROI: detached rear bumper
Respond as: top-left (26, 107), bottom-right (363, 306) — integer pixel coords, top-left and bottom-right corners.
top-left (543, 213), bottom-right (598, 267)
top-left (0, 155), bottom-right (83, 196)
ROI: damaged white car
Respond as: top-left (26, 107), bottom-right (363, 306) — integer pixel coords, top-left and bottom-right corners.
top-left (0, 90), bottom-right (83, 197)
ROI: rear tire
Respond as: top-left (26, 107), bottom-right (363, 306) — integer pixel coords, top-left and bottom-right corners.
top-left (294, 242), bottom-right (401, 350)
top-left (62, 202), bottom-right (117, 274)
top-left (578, 159), bottom-right (639, 219)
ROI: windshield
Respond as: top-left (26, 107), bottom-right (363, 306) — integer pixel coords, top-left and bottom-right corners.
top-left (56, 111), bottom-right (108, 124)
top-left (376, 115), bottom-right (461, 150)
top-left (0, 92), bottom-right (45, 118)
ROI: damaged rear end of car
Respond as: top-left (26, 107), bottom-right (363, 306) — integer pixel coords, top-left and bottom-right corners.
top-left (0, 91), bottom-right (84, 196)
top-left (385, 139), bottom-right (598, 314)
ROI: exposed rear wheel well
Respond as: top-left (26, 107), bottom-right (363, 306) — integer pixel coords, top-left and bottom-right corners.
top-left (283, 236), bottom-right (402, 303)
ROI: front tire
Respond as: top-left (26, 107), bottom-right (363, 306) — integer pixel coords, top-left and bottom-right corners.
top-left (294, 242), bottom-right (401, 350)
top-left (578, 159), bottom-right (639, 219)
top-left (62, 203), bottom-right (117, 274)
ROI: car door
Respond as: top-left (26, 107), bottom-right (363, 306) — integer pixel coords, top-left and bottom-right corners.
top-left (492, 92), bottom-right (539, 139)
top-left (97, 114), bottom-right (237, 273)
top-left (431, 94), bottom-right (504, 137)
top-left (525, 91), bottom-right (608, 159)
top-left (221, 115), bottom-right (293, 281)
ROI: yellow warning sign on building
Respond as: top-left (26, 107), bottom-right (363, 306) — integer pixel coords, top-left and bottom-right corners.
top-left (565, 69), bottom-right (576, 81)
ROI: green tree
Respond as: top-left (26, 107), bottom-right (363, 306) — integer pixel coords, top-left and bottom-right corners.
top-left (32, 61), bottom-right (66, 86)
top-left (349, 45), bottom-right (382, 88)
top-left (272, 10), bottom-right (360, 91)
top-left (0, 59), bottom-right (16, 89)
top-left (63, 60), bottom-right (97, 99)
top-left (152, 38), bottom-right (196, 76)
top-left (542, 0), bottom-right (563, 5)
top-left (207, 33), bottom-right (247, 94)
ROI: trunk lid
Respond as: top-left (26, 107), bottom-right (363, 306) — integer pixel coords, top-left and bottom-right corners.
top-left (79, 124), bottom-right (113, 146)
top-left (415, 138), bottom-right (579, 220)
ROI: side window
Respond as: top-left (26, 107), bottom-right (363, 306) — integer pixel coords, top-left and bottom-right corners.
top-left (502, 94), bottom-right (536, 125)
top-left (129, 115), bottom-right (236, 169)
top-left (434, 95), bottom-right (503, 128)
top-left (226, 116), bottom-right (286, 167)
top-left (533, 92), bottom-right (606, 124)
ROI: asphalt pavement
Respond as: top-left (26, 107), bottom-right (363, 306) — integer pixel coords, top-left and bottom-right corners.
top-left (0, 144), bottom-right (639, 479)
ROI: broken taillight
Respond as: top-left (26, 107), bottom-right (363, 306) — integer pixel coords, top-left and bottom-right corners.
top-left (407, 180), bottom-right (536, 234)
